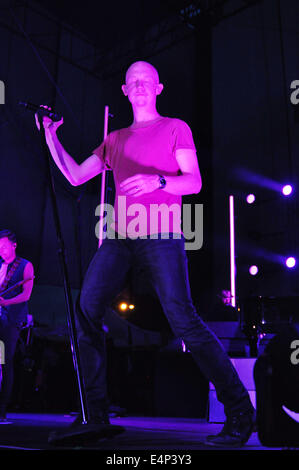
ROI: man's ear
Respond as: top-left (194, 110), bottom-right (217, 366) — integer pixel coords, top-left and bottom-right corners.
top-left (121, 84), bottom-right (127, 96)
top-left (156, 83), bottom-right (164, 95)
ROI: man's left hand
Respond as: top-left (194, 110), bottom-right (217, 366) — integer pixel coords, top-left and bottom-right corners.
top-left (120, 174), bottom-right (160, 197)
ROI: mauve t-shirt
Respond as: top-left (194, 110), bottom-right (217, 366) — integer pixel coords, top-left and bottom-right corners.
top-left (92, 116), bottom-right (197, 237)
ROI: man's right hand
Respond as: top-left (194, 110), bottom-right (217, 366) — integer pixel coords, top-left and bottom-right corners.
top-left (35, 105), bottom-right (64, 133)
top-left (33, 104), bottom-right (104, 186)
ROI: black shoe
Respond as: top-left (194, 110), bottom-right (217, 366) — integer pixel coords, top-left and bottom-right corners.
top-left (108, 404), bottom-right (127, 418)
top-left (205, 410), bottom-right (255, 447)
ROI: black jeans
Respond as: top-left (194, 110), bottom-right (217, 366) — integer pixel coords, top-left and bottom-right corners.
top-left (76, 236), bottom-right (253, 419)
top-left (0, 318), bottom-right (20, 416)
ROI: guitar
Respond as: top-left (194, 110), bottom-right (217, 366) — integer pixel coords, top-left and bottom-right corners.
top-left (0, 277), bottom-right (35, 316)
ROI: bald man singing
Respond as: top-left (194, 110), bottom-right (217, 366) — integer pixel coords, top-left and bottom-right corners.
top-left (36, 61), bottom-right (255, 446)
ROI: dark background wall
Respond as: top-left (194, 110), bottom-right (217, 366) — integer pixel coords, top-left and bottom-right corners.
top-left (212, 0), bottom-right (299, 303)
top-left (0, 0), bottom-right (298, 330)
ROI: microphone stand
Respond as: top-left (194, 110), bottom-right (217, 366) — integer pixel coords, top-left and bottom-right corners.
top-left (37, 118), bottom-right (124, 446)
top-left (38, 118), bottom-right (88, 420)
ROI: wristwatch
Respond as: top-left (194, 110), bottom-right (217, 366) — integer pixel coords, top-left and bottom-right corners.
top-left (158, 174), bottom-right (167, 189)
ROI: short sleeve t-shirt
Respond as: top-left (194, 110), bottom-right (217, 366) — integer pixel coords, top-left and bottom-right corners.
top-left (92, 116), bottom-right (197, 238)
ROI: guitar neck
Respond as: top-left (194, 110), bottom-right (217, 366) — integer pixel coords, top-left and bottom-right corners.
top-left (0, 277), bottom-right (35, 298)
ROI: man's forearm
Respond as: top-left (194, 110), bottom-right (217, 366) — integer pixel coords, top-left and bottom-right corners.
top-left (45, 129), bottom-right (81, 186)
top-left (4, 293), bottom-right (31, 306)
top-left (163, 174), bottom-right (202, 196)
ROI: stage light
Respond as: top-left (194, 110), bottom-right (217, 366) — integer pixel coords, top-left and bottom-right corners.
top-left (246, 194), bottom-right (255, 204)
top-left (249, 265), bottom-right (258, 275)
top-left (282, 184), bottom-right (293, 196)
top-left (128, 304), bottom-right (135, 310)
top-left (285, 257), bottom-right (296, 268)
top-left (119, 302), bottom-right (128, 311)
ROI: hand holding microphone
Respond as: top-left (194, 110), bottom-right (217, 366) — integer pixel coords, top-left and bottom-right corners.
top-left (19, 101), bottom-right (63, 130)
top-left (34, 105), bottom-right (64, 133)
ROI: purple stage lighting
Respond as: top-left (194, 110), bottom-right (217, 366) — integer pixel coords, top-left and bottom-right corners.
top-left (282, 184), bottom-right (293, 196)
top-left (285, 257), bottom-right (296, 268)
top-left (249, 265), bottom-right (258, 276)
top-left (246, 194), bottom-right (255, 204)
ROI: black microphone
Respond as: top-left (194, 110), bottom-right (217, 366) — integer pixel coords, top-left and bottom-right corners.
top-left (19, 101), bottom-right (62, 121)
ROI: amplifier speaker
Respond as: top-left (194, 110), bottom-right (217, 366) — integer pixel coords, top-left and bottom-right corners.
top-left (254, 325), bottom-right (299, 447)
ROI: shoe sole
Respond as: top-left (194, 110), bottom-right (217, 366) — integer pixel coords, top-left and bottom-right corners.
top-left (205, 423), bottom-right (255, 448)
top-left (205, 439), bottom-right (245, 447)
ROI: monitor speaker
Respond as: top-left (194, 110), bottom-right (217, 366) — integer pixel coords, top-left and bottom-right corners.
top-left (254, 325), bottom-right (299, 447)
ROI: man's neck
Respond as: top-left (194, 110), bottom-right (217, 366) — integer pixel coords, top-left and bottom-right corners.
top-left (4, 255), bottom-right (16, 265)
top-left (131, 107), bottom-right (160, 126)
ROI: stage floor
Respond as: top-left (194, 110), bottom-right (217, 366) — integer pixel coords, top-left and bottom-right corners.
top-left (0, 413), bottom-right (286, 451)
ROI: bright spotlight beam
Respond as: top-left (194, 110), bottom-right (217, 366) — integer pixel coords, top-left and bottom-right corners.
top-left (246, 194), bottom-right (255, 204)
top-left (249, 265), bottom-right (258, 276)
top-left (282, 184), bottom-right (293, 196)
top-left (286, 257), bottom-right (296, 268)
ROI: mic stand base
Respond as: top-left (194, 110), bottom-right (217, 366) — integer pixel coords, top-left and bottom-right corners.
top-left (48, 421), bottom-right (125, 447)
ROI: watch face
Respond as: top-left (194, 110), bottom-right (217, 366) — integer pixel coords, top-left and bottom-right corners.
top-left (159, 176), bottom-right (166, 188)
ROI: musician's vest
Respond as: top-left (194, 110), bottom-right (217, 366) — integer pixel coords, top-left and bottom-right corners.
top-left (0, 257), bottom-right (29, 325)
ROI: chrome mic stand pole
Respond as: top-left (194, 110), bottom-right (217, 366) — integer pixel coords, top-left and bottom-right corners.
top-left (98, 105), bottom-right (110, 248)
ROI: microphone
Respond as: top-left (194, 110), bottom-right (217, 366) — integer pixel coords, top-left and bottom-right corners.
top-left (19, 101), bottom-right (62, 121)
